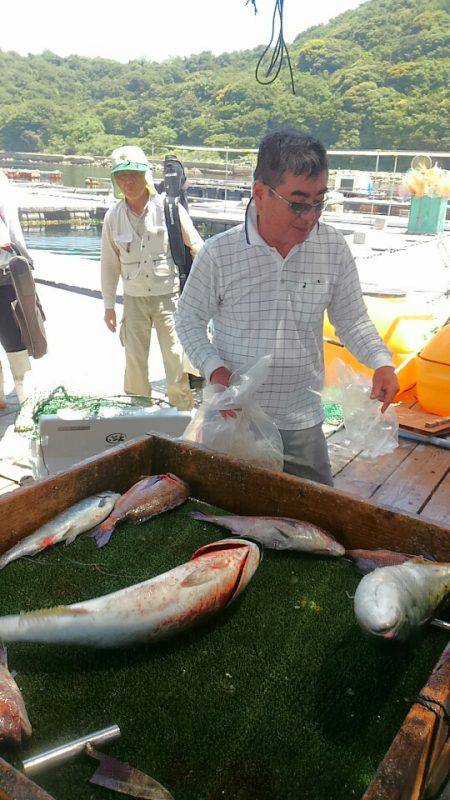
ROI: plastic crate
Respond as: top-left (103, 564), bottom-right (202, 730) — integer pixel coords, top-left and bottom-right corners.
top-left (407, 195), bottom-right (447, 234)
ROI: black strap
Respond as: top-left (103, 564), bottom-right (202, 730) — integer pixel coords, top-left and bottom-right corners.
top-left (163, 196), bottom-right (192, 290)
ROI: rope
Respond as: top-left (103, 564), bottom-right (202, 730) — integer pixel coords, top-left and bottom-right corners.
top-left (246, 0), bottom-right (296, 94)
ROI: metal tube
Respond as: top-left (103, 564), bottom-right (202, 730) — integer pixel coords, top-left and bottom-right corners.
top-left (22, 724), bottom-right (121, 776)
top-left (431, 619), bottom-right (450, 632)
top-left (398, 429), bottom-right (450, 450)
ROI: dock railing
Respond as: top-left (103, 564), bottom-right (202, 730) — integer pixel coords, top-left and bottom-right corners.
top-left (148, 143), bottom-right (450, 218)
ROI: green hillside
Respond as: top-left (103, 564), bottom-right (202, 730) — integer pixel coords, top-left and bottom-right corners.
top-left (1, 0), bottom-right (449, 155)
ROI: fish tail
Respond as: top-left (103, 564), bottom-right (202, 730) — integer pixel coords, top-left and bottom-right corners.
top-left (86, 520), bottom-right (115, 548)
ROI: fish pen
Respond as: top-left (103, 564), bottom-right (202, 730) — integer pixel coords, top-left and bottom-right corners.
top-left (0, 434), bottom-right (448, 800)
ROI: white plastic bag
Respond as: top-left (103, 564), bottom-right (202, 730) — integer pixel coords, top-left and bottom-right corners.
top-left (182, 355), bottom-right (284, 470)
top-left (322, 360), bottom-right (398, 458)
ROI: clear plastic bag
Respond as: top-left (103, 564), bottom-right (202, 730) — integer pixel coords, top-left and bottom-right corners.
top-left (322, 360), bottom-right (398, 458)
top-left (182, 355), bottom-right (284, 470)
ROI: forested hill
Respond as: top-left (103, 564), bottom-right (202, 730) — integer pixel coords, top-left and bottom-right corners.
top-left (1, 0), bottom-right (448, 155)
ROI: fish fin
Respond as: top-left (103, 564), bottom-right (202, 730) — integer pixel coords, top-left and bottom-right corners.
top-left (138, 475), bottom-right (161, 486)
top-left (181, 564), bottom-right (217, 587)
top-left (86, 522), bottom-right (114, 548)
top-left (187, 511), bottom-right (209, 521)
top-left (419, 551), bottom-right (437, 562)
top-left (64, 526), bottom-right (79, 546)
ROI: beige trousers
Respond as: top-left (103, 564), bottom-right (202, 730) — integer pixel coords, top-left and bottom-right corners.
top-left (120, 293), bottom-right (194, 411)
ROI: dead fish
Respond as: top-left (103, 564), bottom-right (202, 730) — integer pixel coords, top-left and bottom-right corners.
top-left (89, 474), bottom-right (189, 548)
top-left (0, 539), bottom-right (261, 647)
top-left (188, 510), bottom-right (344, 556)
top-left (354, 558), bottom-right (450, 641)
top-left (346, 548), bottom-right (411, 575)
top-left (346, 548), bottom-right (435, 575)
top-left (0, 643), bottom-right (32, 745)
top-left (0, 492), bottom-right (120, 570)
top-left (87, 744), bottom-right (174, 799)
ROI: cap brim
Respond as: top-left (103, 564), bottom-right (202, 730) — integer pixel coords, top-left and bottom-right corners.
top-left (111, 161), bottom-right (148, 174)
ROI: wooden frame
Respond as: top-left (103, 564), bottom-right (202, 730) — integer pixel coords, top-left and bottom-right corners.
top-left (0, 433), bottom-right (448, 799)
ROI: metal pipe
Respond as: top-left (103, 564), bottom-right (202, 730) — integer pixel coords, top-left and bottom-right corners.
top-left (431, 619), bottom-right (450, 632)
top-left (22, 724), bottom-right (121, 776)
top-left (398, 429), bottom-right (450, 449)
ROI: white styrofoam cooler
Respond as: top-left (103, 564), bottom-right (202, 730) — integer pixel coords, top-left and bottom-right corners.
top-left (37, 406), bottom-right (192, 476)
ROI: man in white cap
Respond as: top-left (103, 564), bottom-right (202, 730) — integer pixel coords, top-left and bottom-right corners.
top-left (101, 145), bottom-right (203, 410)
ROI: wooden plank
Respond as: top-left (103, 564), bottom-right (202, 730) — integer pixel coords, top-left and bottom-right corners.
top-left (395, 387), bottom-right (418, 408)
top-left (0, 433), bottom-right (449, 561)
top-left (326, 428), bottom-right (359, 476)
top-left (364, 643), bottom-right (450, 800)
top-left (333, 439), bottom-right (416, 499)
top-left (420, 472), bottom-right (450, 526)
top-left (397, 405), bottom-right (450, 436)
top-left (371, 445), bottom-right (450, 515)
top-left (148, 435), bottom-right (450, 559)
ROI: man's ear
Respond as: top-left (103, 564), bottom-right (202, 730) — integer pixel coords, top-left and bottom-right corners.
top-left (252, 180), bottom-right (265, 212)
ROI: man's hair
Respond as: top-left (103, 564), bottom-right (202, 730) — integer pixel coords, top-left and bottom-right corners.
top-left (254, 131), bottom-right (328, 186)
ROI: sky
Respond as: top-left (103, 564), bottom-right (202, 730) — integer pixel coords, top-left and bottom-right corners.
top-left (1, 0), bottom-right (366, 63)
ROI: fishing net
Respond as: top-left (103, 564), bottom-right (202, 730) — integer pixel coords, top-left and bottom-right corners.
top-left (14, 385), bottom-right (164, 439)
top-left (322, 401), bottom-right (344, 426)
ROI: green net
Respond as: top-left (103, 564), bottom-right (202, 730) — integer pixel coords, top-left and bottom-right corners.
top-left (322, 401), bottom-right (344, 426)
top-left (14, 386), bottom-right (165, 439)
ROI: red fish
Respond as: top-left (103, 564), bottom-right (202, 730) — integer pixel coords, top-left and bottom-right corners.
top-left (0, 644), bottom-right (32, 745)
top-left (89, 474), bottom-right (189, 548)
top-left (346, 548), bottom-right (422, 575)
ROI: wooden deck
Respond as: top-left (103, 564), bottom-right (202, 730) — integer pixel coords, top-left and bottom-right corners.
top-left (326, 388), bottom-right (450, 528)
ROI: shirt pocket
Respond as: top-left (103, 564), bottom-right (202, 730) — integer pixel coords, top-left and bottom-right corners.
top-left (290, 278), bottom-right (330, 324)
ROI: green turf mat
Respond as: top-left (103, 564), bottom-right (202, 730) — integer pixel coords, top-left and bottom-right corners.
top-left (0, 499), bottom-right (446, 800)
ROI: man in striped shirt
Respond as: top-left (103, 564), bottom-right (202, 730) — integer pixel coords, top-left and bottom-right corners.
top-left (175, 131), bottom-right (399, 485)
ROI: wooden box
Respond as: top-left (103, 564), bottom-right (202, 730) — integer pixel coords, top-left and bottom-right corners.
top-left (0, 434), bottom-right (448, 799)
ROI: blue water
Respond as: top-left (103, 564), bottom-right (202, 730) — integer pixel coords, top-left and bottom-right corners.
top-left (25, 228), bottom-right (102, 260)
top-left (24, 219), bottom-right (221, 260)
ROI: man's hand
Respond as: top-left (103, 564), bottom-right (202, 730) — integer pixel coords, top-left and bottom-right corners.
top-left (370, 366), bottom-right (399, 413)
top-left (210, 366), bottom-right (236, 418)
top-left (104, 309), bottom-right (117, 333)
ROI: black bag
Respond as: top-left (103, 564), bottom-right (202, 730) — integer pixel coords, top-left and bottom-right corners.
top-left (162, 156), bottom-right (193, 290)
top-left (8, 256), bottom-right (47, 359)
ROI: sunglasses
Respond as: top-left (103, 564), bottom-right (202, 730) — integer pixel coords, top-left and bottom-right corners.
top-left (266, 184), bottom-right (328, 217)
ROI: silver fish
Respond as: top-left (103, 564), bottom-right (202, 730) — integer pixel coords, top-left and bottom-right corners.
top-left (0, 492), bottom-right (120, 570)
top-left (0, 538), bottom-right (261, 647)
top-left (188, 511), bottom-right (344, 556)
top-left (354, 558), bottom-right (450, 641)
top-left (0, 643), bottom-right (32, 744)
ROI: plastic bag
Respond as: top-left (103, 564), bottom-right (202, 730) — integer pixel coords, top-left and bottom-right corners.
top-left (322, 360), bottom-right (398, 458)
top-left (182, 355), bottom-right (284, 470)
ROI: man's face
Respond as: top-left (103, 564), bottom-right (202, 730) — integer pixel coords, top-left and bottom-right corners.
top-left (253, 170), bottom-right (328, 252)
top-left (114, 169), bottom-right (147, 201)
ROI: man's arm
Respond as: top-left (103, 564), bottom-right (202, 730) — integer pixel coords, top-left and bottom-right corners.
top-left (178, 204), bottom-right (203, 257)
top-left (101, 215), bottom-right (122, 333)
top-left (175, 244), bottom-right (226, 381)
top-left (328, 243), bottom-right (399, 411)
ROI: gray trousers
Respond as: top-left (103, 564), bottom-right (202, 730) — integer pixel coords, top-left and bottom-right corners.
top-left (280, 424), bottom-right (333, 486)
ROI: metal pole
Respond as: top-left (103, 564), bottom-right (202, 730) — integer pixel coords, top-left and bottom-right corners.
top-left (387, 154), bottom-right (398, 220)
top-left (371, 152), bottom-right (380, 216)
top-left (224, 148), bottom-right (229, 211)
